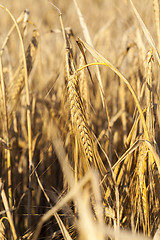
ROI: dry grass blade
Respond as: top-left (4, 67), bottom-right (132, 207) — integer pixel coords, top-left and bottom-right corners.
top-left (144, 140), bottom-right (160, 174)
top-left (145, 50), bottom-right (154, 139)
top-left (137, 142), bottom-right (150, 234)
top-left (32, 170), bottom-right (93, 240)
top-left (73, 0), bottom-right (92, 46)
top-left (111, 139), bottom-right (140, 172)
top-left (0, 137), bottom-right (9, 149)
top-left (0, 219), bottom-right (7, 240)
top-left (129, 0), bottom-right (160, 66)
top-left (153, 0), bottom-right (160, 52)
top-left (0, 10), bottom-right (28, 58)
top-left (104, 225), bottom-right (151, 240)
top-left (73, 0), bottom-right (106, 109)
top-left (54, 213), bottom-right (73, 240)
top-left (78, 52), bottom-right (90, 121)
top-left (0, 179), bottom-right (17, 240)
top-left (153, 225), bottom-right (160, 240)
top-left (34, 169), bottom-right (72, 240)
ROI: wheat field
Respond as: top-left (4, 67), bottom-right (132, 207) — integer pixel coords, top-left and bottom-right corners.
top-left (0, 0), bottom-right (160, 239)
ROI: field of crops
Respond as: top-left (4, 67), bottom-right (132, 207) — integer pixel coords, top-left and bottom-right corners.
top-left (0, 0), bottom-right (160, 239)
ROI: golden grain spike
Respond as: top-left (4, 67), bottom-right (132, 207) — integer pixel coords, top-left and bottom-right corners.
top-left (64, 28), bottom-right (94, 164)
top-left (7, 30), bottom-right (39, 117)
top-left (67, 74), bottom-right (94, 163)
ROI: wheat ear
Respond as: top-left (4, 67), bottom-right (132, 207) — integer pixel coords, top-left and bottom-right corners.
top-left (7, 30), bottom-right (39, 120)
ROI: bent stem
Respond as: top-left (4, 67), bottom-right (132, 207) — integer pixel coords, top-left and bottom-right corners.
top-left (76, 41), bottom-right (150, 142)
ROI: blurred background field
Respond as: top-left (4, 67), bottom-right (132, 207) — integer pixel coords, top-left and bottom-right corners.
top-left (0, 0), bottom-right (160, 239)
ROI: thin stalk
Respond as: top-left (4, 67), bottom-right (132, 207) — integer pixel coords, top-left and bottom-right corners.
top-left (0, 4), bottom-right (33, 228)
top-left (0, 56), bottom-right (12, 209)
top-left (0, 179), bottom-right (17, 239)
